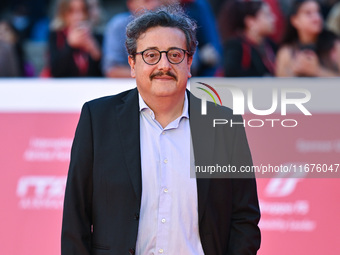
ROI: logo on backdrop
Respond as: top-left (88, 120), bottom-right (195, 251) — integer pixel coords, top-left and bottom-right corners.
top-left (259, 167), bottom-right (316, 232)
top-left (265, 178), bottom-right (302, 197)
top-left (16, 176), bottom-right (66, 210)
top-left (195, 83), bottom-right (312, 128)
top-left (197, 82), bottom-right (223, 108)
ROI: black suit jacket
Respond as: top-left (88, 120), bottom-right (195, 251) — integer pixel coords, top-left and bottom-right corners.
top-left (61, 88), bottom-right (261, 255)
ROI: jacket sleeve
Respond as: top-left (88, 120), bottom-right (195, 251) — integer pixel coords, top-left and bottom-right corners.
top-left (61, 103), bottom-right (93, 255)
top-left (228, 115), bottom-right (261, 254)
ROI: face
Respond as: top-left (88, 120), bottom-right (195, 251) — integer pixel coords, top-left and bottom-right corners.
top-left (291, 1), bottom-right (323, 36)
top-left (64, 0), bottom-right (88, 27)
top-left (128, 26), bottom-right (193, 101)
top-left (254, 3), bottom-right (276, 36)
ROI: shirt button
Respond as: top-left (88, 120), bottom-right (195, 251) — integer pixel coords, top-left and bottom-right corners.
top-left (164, 188), bottom-right (168, 193)
top-left (161, 218), bottom-right (166, 223)
top-left (159, 249), bottom-right (164, 253)
top-left (164, 159), bottom-right (168, 164)
top-left (162, 131), bottom-right (166, 135)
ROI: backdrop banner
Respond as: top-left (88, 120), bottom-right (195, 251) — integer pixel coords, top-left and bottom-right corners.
top-left (0, 78), bottom-right (339, 255)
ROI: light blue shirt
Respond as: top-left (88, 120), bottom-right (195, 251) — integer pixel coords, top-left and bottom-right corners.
top-left (135, 93), bottom-right (205, 255)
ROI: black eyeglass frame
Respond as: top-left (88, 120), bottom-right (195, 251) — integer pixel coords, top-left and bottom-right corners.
top-left (134, 47), bottom-right (191, 65)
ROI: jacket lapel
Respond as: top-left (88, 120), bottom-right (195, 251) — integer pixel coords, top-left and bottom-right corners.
top-left (188, 91), bottom-right (213, 223)
top-left (116, 88), bottom-right (142, 205)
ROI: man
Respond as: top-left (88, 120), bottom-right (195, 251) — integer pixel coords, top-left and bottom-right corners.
top-left (62, 5), bottom-right (261, 255)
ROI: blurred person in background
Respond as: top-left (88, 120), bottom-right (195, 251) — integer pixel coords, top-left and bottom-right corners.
top-left (87, 0), bottom-right (106, 35)
top-left (0, 40), bottom-right (19, 77)
top-left (326, 1), bottom-right (340, 36)
top-left (48, 0), bottom-right (102, 77)
top-left (102, 0), bottom-right (163, 78)
top-left (7, 0), bottom-right (50, 42)
top-left (316, 29), bottom-right (340, 73)
top-left (0, 19), bottom-right (29, 76)
top-left (7, 1), bottom-right (33, 41)
top-left (0, 23), bottom-right (20, 77)
top-left (265, 0), bottom-right (286, 42)
top-left (181, 0), bottom-right (223, 76)
top-left (276, 0), bottom-right (340, 76)
top-left (218, 0), bottom-right (277, 77)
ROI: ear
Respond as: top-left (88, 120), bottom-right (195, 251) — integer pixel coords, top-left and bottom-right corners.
top-left (335, 41), bottom-right (340, 68)
top-left (187, 55), bottom-right (193, 78)
top-left (128, 55), bottom-right (136, 78)
top-left (290, 15), bottom-right (299, 30)
top-left (244, 16), bottom-right (256, 30)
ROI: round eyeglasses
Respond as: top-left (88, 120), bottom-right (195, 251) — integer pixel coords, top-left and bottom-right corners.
top-left (135, 47), bottom-right (190, 65)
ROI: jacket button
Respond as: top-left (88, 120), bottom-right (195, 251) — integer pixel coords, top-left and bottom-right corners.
top-left (134, 213), bottom-right (139, 220)
top-left (129, 248), bottom-right (135, 254)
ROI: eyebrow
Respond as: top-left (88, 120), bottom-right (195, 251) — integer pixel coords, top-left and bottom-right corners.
top-left (143, 47), bottom-right (159, 51)
top-left (141, 46), bottom-right (184, 51)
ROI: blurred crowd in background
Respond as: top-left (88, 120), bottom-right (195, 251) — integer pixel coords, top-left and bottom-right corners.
top-left (0, 0), bottom-right (340, 78)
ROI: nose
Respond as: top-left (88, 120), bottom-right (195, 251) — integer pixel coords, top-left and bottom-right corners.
top-left (157, 52), bottom-right (172, 71)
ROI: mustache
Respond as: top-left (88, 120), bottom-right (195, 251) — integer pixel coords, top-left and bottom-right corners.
top-left (150, 71), bottom-right (177, 81)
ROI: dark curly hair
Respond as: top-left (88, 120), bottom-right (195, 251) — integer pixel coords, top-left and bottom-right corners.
top-left (125, 4), bottom-right (197, 58)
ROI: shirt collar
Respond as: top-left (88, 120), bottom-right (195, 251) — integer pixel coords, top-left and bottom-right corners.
top-left (138, 92), bottom-right (189, 119)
